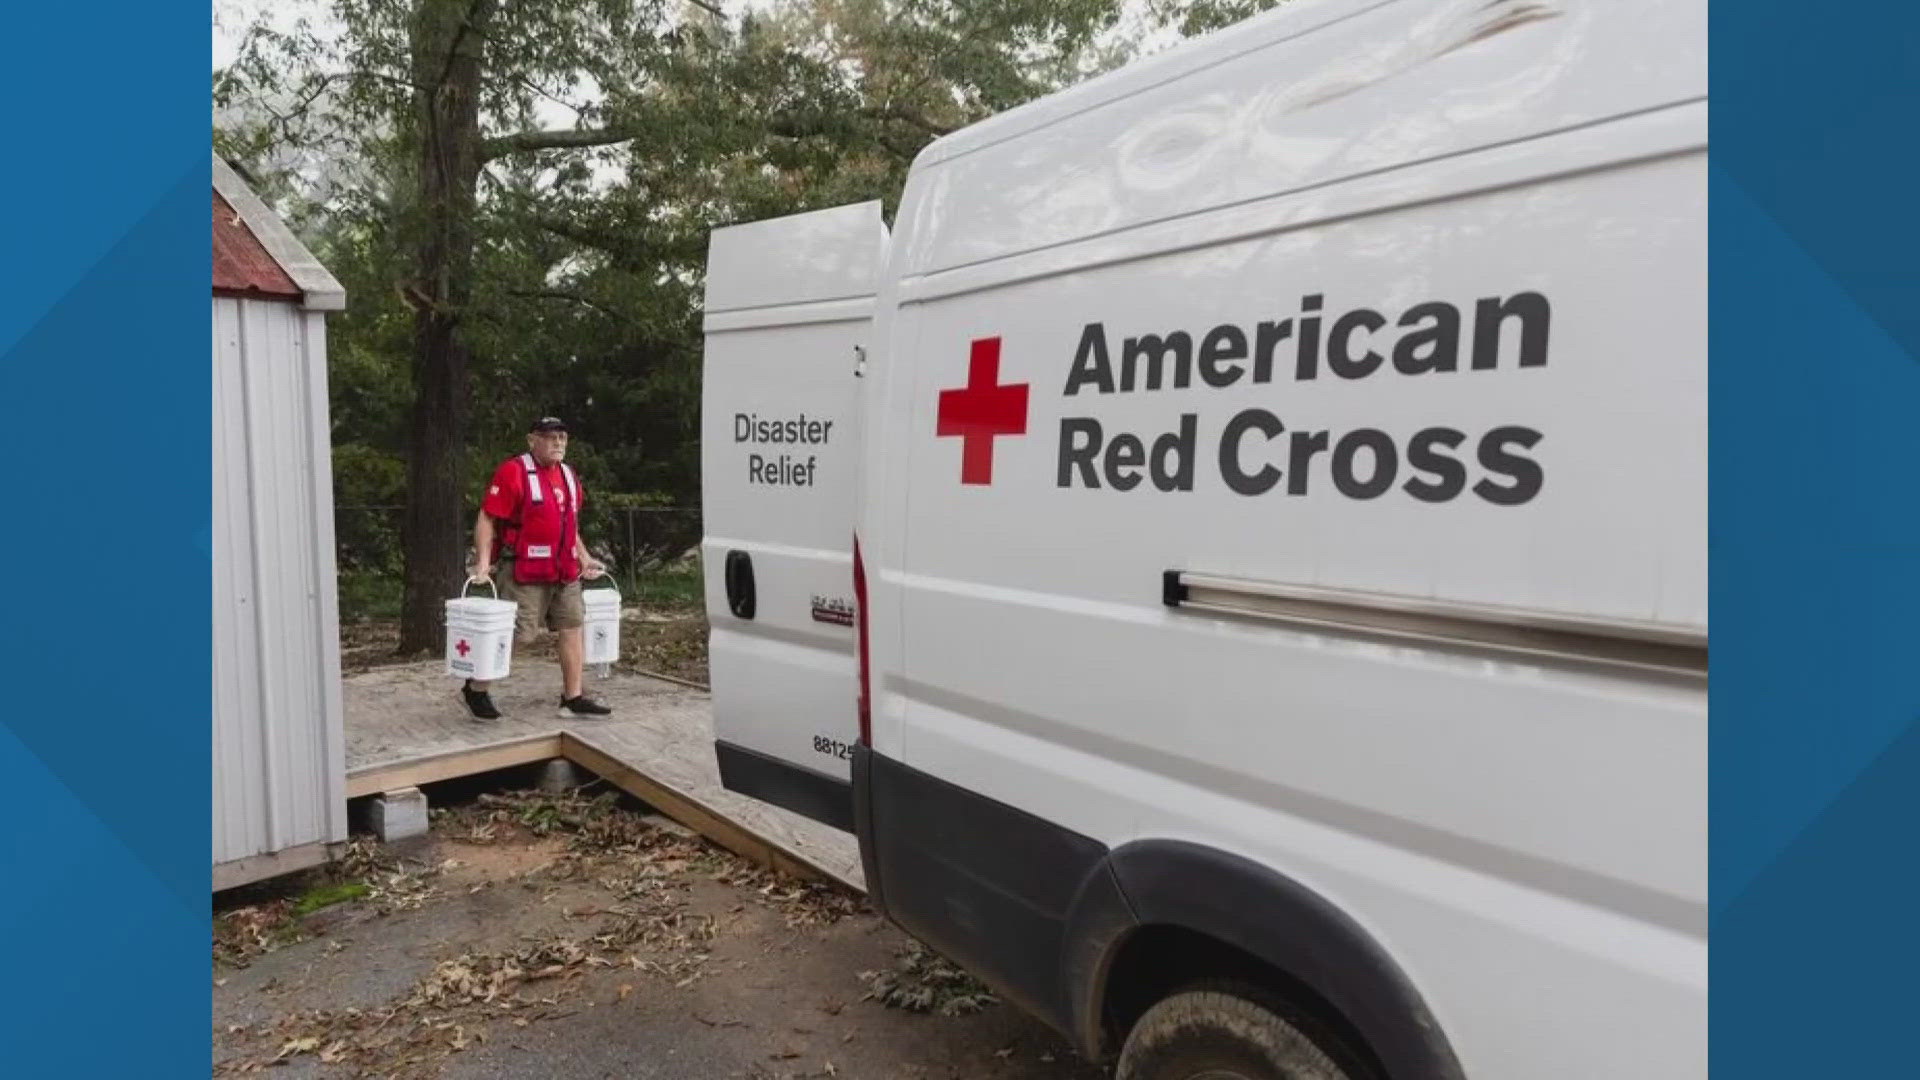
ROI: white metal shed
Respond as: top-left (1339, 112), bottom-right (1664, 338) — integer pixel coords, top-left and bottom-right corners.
top-left (212, 154), bottom-right (349, 891)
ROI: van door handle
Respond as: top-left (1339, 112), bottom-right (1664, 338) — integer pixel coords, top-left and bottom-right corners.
top-left (725, 550), bottom-right (757, 620)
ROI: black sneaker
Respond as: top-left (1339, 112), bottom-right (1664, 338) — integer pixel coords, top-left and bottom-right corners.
top-left (461, 681), bottom-right (501, 720)
top-left (559, 694), bottom-right (612, 719)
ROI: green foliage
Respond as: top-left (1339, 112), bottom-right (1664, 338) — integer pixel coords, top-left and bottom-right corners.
top-left (292, 880), bottom-right (373, 917)
top-left (332, 444), bottom-right (408, 573)
top-left (338, 568), bottom-right (406, 620)
top-left (622, 560), bottom-right (705, 607)
top-left (1150, 0), bottom-right (1287, 39)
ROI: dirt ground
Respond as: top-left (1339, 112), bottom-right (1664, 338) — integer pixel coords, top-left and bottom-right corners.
top-left (214, 790), bottom-right (1105, 1080)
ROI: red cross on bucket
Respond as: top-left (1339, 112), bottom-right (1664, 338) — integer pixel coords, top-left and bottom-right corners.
top-left (456, 638), bottom-right (471, 657)
top-left (936, 337), bottom-right (1029, 485)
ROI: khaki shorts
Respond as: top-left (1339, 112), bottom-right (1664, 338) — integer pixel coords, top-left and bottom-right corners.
top-left (497, 567), bottom-right (584, 644)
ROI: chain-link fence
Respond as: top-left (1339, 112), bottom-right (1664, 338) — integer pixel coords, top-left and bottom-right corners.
top-left (335, 504), bottom-right (703, 577)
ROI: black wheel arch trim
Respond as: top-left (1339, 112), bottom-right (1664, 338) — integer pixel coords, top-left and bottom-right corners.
top-left (1060, 859), bottom-right (1140, 1055)
top-left (1071, 838), bottom-right (1467, 1080)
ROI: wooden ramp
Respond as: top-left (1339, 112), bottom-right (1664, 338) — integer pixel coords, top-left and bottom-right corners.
top-left (344, 662), bottom-right (863, 890)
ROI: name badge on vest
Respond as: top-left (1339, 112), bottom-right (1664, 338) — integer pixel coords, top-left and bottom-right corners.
top-left (526, 545), bottom-right (553, 559)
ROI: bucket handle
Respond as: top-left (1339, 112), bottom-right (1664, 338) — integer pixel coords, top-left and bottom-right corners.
top-left (461, 576), bottom-right (499, 599)
top-left (583, 569), bottom-right (621, 599)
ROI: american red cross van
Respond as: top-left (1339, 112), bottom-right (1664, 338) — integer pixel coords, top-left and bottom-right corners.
top-left (701, 2), bottom-right (1706, 1078)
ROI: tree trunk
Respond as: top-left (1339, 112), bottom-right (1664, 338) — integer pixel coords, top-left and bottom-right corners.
top-left (397, 0), bottom-right (498, 655)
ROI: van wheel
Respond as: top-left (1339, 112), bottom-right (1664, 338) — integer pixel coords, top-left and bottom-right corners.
top-left (1116, 984), bottom-right (1354, 1080)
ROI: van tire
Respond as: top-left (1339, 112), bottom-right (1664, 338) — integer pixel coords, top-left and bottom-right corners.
top-left (1116, 983), bottom-right (1355, 1080)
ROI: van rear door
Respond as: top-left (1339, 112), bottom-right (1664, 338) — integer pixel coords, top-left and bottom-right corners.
top-left (700, 201), bottom-right (885, 832)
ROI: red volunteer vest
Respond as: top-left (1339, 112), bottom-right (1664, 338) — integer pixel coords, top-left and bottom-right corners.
top-left (496, 453), bottom-right (581, 584)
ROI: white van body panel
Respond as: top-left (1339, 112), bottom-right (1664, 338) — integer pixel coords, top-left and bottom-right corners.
top-left (713, 1), bottom-right (1706, 1076)
top-left (703, 201), bottom-right (886, 800)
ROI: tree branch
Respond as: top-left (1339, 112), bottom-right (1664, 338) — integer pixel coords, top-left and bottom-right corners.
top-left (529, 215), bottom-right (703, 270)
top-left (861, 103), bottom-right (953, 138)
top-left (481, 126), bottom-right (641, 161)
top-left (335, 68), bottom-right (430, 93)
top-left (512, 73), bottom-right (586, 117)
top-left (507, 288), bottom-right (624, 320)
top-left (238, 67), bottom-right (425, 152)
top-left (766, 105), bottom-right (952, 144)
top-left (531, 215), bottom-right (647, 255)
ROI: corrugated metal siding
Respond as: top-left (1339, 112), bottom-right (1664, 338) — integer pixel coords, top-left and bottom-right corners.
top-left (213, 296), bottom-right (347, 872)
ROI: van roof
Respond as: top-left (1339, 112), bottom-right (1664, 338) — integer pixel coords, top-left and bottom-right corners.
top-left (892, 0), bottom-right (1704, 281)
top-left (916, 0), bottom-right (1373, 168)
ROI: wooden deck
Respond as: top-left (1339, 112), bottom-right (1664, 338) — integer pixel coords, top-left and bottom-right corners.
top-left (343, 662), bottom-right (863, 890)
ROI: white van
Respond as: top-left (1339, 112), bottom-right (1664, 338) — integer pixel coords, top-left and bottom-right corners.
top-left (701, 1), bottom-right (1706, 1077)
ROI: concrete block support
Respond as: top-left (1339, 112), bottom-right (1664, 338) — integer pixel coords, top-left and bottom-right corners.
top-left (537, 758), bottom-right (585, 794)
top-left (369, 786), bottom-right (429, 842)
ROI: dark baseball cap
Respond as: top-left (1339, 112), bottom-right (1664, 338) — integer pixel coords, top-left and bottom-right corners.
top-left (528, 416), bottom-right (568, 434)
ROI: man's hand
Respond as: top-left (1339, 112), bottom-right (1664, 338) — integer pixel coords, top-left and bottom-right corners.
top-left (470, 561), bottom-right (494, 583)
top-left (581, 557), bottom-right (607, 579)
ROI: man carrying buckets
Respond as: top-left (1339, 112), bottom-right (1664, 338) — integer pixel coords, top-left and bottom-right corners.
top-left (460, 416), bottom-right (614, 720)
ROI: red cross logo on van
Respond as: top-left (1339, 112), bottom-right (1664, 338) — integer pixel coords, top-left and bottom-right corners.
top-left (936, 337), bottom-right (1029, 485)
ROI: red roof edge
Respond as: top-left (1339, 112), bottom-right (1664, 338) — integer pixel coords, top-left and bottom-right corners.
top-left (213, 190), bottom-right (302, 301)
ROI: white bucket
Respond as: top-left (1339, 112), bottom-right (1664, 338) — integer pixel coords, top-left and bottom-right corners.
top-left (446, 579), bottom-right (518, 681)
top-left (582, 577), bottom-right (622, 665)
